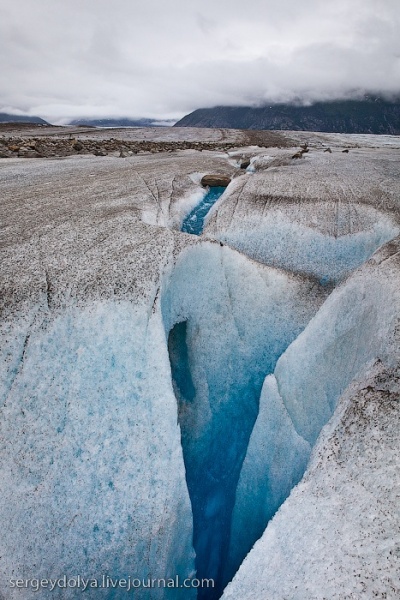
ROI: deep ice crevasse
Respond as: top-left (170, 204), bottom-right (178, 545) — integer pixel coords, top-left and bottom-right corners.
top-left (227, 241), bottom-right (400, 598)
top-left (162, 242), bottom-right (327, 596)
top-left (1, 233), bottom-right (399, 600)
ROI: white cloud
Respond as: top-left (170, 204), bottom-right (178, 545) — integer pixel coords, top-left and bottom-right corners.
top-left (0, 0), bottom-right (399, 122)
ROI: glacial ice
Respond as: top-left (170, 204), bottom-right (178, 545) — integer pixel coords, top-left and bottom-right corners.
top-left (223, 238), bottom-right (400, 599)
top-left (205, 190), bottom-right (399, 282)
top-left (0, 302), bottom-right (195, 599)
top-left (162, 243), bottom-right (326, 597)
top-left (273, 255), bottom-right (399, 444)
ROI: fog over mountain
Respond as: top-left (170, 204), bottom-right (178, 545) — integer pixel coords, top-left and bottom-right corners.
top-left (0, 113), bottom-right (49, 125)
top-left (175, 98), bottom-right (400, 134)
top-left (0, 0), bottom-right (399, 123)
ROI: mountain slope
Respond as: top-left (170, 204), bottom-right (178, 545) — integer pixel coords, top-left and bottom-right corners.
top-left (174, 99), bottom-right (400, 134)
top-left (0, 113), bottom-right (49, 125)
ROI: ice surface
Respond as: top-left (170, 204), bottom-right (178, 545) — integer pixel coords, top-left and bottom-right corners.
top-left (205, 150), bottom-right (400, 281)
top-left (0, 151), bottom-right (234, 238)
top-left (1, 133), bottom-right (400, 600)
top-left (222, 238), bottom-right (400, 600)
top-left (0, 303), bottom-right (195, 599)
top-left (209, 204), bottom-right (398, 282)
top-left (162, 243), bottom-right (326, 597)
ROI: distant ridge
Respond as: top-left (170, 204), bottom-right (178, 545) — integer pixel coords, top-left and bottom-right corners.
top-left (0, 113), bottom-right (49, 125)
top-left (174, 98), bottom-right (400, 134)
top-left (69, 118), bottom-right (176, 128)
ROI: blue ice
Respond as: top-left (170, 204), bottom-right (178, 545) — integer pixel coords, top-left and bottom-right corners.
top-left (181, 187), bottom-right (226, 235)
top-left (162, 243), bottom-right (324, 597)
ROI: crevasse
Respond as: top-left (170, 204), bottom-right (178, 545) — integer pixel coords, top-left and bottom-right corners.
top-left (162, 243), bottom-right (326, 598)
top-left (1, 198), bottom-right (398, 600)
top-left (163, 216), bottom-right (399, 597)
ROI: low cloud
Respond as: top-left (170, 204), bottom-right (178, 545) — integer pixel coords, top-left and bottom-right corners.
top-left (0, 0), bottom-right (399, 123)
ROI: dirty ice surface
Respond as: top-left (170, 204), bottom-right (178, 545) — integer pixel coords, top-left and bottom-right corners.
top-left (1, 133), bottom-right (400, 599)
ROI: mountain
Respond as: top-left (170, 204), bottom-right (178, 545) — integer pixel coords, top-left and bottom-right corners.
top-left (0, 113), bottom-right (49, 125)
top-left (174, 98), bottom-right (400, 134)
top-left (68, 118), bottom-right (176, 127)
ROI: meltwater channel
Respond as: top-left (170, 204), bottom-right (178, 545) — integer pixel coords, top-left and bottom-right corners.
top-left (181, 187), bottom-right (226, 235)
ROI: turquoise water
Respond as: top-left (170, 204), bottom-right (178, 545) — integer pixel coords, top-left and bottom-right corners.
top-left (181, 187), bottom-right (226, 235)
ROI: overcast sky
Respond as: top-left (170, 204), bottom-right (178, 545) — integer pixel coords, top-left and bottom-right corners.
top-left (1, 0), bottom-right (399, 123)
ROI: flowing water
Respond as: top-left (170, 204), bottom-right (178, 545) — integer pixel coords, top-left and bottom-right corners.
top-left (181, 187), bottom-right (226, 235)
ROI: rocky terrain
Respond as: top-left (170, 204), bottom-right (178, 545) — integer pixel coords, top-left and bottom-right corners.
top-left (0, 124), bottom-right (291, 159)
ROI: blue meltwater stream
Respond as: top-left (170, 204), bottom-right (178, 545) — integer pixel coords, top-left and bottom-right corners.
top-left (181, 187), bottom-right (227, 235)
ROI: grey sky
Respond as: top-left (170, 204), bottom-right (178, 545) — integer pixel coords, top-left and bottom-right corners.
top-left (1, 0), bottom-right (399, 123)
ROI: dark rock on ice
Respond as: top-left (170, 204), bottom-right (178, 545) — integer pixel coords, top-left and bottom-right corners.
top-left (201, 174), bottom-right (231, 187)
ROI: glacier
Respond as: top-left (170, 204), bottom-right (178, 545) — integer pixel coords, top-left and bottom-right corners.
top-left (225, 238), bottom-right (400, 594)
top-left (205, 150), bottom-right (400, 281)
top-left (161, 243), bottom-right (326, 597)
top-left (0, 302), bottom-right (195, 599)
top-left (1, 130), bottom-right (400, 600)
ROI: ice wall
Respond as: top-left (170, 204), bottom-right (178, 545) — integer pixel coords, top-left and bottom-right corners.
top-left (0, 302), bottom-right (195, 599)
top-left (274, 253), bottom-right (398, 445)
top-left (223, 363), bottom-right (400, 600)
top-left (162, 243), bottom-right (326, 597)
top-left (207, 202), bottom-right (399, 283)
top-left (226, 240), bottom-right (400, 599)
top-left (225, 375), bottom-right (311, 583)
